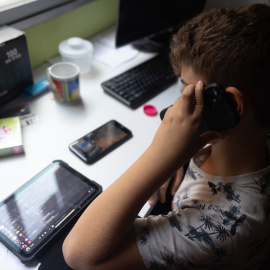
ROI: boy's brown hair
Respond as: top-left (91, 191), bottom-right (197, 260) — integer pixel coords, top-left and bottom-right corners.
top-left (170, 4), bottom-right (270, 127)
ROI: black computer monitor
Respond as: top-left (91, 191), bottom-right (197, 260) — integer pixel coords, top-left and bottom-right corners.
top-left (115, 0), bottom-right (206, 52)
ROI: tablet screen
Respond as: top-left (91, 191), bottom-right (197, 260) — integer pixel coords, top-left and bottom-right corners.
top-left (0, 161), bottom-right (101, 262)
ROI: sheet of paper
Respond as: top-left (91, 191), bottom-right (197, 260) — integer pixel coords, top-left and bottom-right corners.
top-left (0, 243), bottom-right (8, 270)
top-left (92, 41), bottom-right (138, 68)
top-left (91, 26), bottom-right (139, 68)
top-left (0, 242), bottom-right (39, 270)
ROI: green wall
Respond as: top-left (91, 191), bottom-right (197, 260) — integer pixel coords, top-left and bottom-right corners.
top-left (24, 0), bottom-right (118, 68)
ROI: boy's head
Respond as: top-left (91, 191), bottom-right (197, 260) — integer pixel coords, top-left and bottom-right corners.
top-left (170, 4), bottom-right (270, 128)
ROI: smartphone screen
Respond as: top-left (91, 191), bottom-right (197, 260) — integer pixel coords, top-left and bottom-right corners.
top-left (69, 120), bottom-right (132, 164)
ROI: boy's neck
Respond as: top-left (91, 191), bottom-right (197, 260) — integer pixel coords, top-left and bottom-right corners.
top-left (200, 128), bottom-right (270, 177)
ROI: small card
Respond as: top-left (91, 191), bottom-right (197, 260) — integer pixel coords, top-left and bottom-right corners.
top-left (0, 116), bottom-right (24, 157)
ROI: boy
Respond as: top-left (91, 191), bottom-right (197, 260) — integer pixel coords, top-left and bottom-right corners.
top-left (63, 4), bottom-right (270, 269)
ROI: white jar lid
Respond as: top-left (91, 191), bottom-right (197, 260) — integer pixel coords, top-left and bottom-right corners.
top-left (59, 37), bottom-right (93, 59)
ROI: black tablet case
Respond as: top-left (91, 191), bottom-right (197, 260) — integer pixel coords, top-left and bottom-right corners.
top-left (37, 183), bottom-right (102, 270)
top-left (37, 214), bottom-right (77, 270)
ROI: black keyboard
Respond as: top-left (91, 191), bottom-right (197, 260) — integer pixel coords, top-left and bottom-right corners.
top-left (101, 53), bottom-right (177, 108)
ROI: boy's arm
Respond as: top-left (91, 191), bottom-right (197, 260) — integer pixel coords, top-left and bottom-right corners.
top-left (62, 81), bottom-right (222, 270)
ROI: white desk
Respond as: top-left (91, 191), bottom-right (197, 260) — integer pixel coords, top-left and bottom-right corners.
top-left (0, 46), bottom-right (181, 269)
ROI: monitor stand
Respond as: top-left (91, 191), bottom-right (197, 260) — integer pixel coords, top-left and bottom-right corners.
top-left (132, 39), bottom-right (168, 53)
top-left (131, 31), bottom-right (174, 53)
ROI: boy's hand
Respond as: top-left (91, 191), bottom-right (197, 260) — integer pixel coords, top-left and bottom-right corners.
top-left (150, 81), bottom-right (223, 171)
top-left (148, 167), bottom-right (184, 205)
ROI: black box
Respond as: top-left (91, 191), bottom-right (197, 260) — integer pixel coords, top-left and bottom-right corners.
top-left (0, 26), bottom-right (33, 106)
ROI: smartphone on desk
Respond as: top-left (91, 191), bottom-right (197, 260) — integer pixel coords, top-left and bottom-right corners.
top-left (69, 120), bottom-right (132, 164)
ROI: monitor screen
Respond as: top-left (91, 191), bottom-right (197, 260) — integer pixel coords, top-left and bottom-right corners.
top-left (115, 0), bottom-right (206, 52)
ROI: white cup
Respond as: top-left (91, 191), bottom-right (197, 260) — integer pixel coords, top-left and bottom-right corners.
top-left (46, 62), bottom-right (81, 104)
top-left (59, 37), bottom-right (93, 74)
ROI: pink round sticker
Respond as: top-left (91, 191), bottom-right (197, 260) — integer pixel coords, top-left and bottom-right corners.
top-left (143, 105), bottom-right (157, 116)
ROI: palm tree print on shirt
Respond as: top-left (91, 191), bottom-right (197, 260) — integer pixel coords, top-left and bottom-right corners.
top-left (208, 181), bottom-right (241, 203)
top-left (137, 225), bottom-right (150, 246)
top-left (186, 167), bottom-right (203, 181)
top-left (252, 172), bottom-right (270, 217)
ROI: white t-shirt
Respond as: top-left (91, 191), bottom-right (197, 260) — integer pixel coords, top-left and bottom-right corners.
top-left (135, 146), bottom-right (270, 269)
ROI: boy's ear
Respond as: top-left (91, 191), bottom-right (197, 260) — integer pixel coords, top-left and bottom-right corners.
top-left (225, 87), bottom-right (244, 116)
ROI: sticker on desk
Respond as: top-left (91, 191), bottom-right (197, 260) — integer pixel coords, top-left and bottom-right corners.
top-left (20, 115), bottom-right (40, 126)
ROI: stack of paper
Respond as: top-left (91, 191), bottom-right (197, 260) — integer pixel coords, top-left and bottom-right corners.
top-left (91, 27), bottom-right (139, 68)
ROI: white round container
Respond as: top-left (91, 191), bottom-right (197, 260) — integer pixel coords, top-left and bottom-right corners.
top-left (59, 37), bottom-right (93, 74)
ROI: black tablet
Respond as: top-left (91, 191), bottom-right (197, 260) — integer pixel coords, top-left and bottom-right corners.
top-left (0, 160), bottom-right (102, 263)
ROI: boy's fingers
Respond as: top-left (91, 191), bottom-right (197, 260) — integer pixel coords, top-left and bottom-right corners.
top-left (158, 180), bottom-right (170, 203)
top-left (148, 179), bottom-right (171, 205)
top-left (170, 168), bottom-right (184, 196)
top-left (194, 81), bottom-right (204, 115)
top-left (176, 85), bottom-right (195, 114)
top-left (148, 193), bottom-right (157, 205)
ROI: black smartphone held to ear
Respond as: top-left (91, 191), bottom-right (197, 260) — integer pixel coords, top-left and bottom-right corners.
top-left (69, 120), bottom-right (132, 164)
top-left (203, 83), bottom-right (239, 131)
top-left (160, 83), bottom-right (239, 132)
